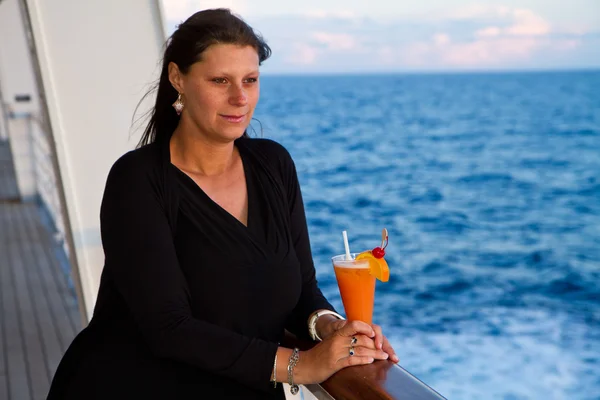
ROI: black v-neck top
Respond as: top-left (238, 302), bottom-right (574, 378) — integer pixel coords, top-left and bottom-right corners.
top-left (47, 137), bottom-right (335, 399)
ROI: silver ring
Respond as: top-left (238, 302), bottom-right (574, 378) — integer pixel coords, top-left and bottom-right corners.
top-left (349, 347), bottom-right (355, 356)
top-left (351, 336), bottom-right (357, 346)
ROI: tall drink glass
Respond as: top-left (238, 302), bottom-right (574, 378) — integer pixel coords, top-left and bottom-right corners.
top-left (332, 253), bottom-right (376, 325)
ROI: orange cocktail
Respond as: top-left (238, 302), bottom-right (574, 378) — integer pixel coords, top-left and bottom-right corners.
top-left (332, 254), bottom-right (376, 325)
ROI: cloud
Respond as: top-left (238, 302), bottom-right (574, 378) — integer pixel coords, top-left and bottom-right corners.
top-left (159, 2), bottom-right (598, 72)
top-left (442, 5), bottom-right (552, 34)
top-left (377, 46), bottom-right (396, 65)
top-left (506, 9), bottom-right (551, 36)
top-left (311, 32), bottom-right (358, 50)
top-left (554, 39), bottom-right (582, 51)
top-left (162, 0), bottom-right (247, 22)
top-left (446, 5), bottom-right (552, 37)
top-left (400, 34), bottom-right (587, 68)
top-left (398, 7), bottom-right (559, 67)
top-left (556, 25), bottom-right (590, 36)
top-left (279, 31), bottom-right (358, 67)
top-left (433, 33), bottom-right (451, 46)
top-left (401, 35), bottom-right (542, 67)
top-left (445, 4), bottom-right (512, 20)
top-left (303, 9), bottom-right (357, 20)
top-left (401, 41), bottom-right (432, 66)
top-left (285, 43), bottom-right (319, 65)
top-left (452, 8), bottom-right (551, 64)
top-left (441, 37), bottom-right (541, 66)
top-left (476, 27), bottom-right (502, 38)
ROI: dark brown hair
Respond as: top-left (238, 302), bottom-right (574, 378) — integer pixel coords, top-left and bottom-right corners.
top-left (135, 8), bottom-right (271, 148)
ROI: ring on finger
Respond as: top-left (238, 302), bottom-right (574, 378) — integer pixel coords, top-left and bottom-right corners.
top-left (349, 346), bottom-right (355, 356)
top-left (351, 336), bottom-right (357, 346)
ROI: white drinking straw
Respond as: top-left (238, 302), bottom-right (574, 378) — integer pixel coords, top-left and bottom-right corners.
top-left (342, 230), bottom-right (352, 261)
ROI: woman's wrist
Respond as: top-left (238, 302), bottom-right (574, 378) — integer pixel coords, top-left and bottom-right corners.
top-left (315, 314), bottom-right (340, 340)
top-left (272, 347), bottom-right (313, 385)
top-left (274, 347), bottom-right (293, 383)
top-left (292, 350), bottom-right (309, 385)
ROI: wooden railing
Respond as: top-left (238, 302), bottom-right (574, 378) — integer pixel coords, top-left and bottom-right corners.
top-left (283, 332), bottom-right (447, 400)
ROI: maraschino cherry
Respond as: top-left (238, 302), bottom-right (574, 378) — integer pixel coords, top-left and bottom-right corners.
top-left (372, 247), bottom-right (385, 258)
top-left (372, 228), bottom-right (388, 259)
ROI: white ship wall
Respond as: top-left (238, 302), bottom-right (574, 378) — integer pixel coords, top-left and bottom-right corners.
top-left (24, 0), bottom-right (166, 319)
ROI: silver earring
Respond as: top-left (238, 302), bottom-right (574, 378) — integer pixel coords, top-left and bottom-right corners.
top-left (172, 93), bottom-right (184, 115)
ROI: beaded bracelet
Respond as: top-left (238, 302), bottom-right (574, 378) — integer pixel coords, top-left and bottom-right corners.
top-left (287, 347), bottom-right (300, 395)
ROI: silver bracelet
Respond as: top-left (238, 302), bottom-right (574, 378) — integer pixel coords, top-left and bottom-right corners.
top-left (287, 348), bottom-right (300, 395)
top-left (271, 352), bottom-right (278, 388)
top-left (308, 310), bottom-right (345, 341)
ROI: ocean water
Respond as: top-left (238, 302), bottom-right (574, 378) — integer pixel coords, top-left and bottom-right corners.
top-left (253, 70), bottom-right (600, 400)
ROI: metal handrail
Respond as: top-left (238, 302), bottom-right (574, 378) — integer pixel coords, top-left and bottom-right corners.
top-left (283, 331), bottom-right (447, 400)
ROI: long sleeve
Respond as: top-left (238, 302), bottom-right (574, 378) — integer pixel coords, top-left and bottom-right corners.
top-left (274, 145), bottom-right (337, 339)
top-left (99, 153), bottom-right (277, 392)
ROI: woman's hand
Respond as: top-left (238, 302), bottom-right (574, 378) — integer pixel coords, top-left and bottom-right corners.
top-left (320, 318), bottom-right (399, 364)
top-left (371, 323), bottom-right (399, 363)
top-left (293, 320), bottom-right (390, 384)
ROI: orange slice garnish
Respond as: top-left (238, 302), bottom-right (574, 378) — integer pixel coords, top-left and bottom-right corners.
top-left (356, 251), bottom-right (390, 282)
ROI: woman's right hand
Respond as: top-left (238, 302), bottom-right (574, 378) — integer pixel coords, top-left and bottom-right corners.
top-left (294, 320), bottom-right (390, 384)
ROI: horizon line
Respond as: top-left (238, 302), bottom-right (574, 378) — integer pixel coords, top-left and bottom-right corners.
top-left (260, 66), bottom-right (600, 77)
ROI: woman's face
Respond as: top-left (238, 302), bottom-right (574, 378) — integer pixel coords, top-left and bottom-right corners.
top-left (170, 44), bottom-right (260, 143)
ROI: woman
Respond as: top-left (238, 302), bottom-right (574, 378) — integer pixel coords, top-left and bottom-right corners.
top-left (47, 8), bottom-right (398, 399)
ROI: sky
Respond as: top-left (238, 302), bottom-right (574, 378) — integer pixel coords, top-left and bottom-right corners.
top-left (160, 0), bottom-right (600, 74)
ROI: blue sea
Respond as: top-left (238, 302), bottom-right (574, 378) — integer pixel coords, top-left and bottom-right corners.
top-left (253, 70), bottom-right (600, 400)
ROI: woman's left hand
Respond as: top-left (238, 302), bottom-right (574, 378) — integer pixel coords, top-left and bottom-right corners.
top-left (322, 319), bottom-right (399, 363)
